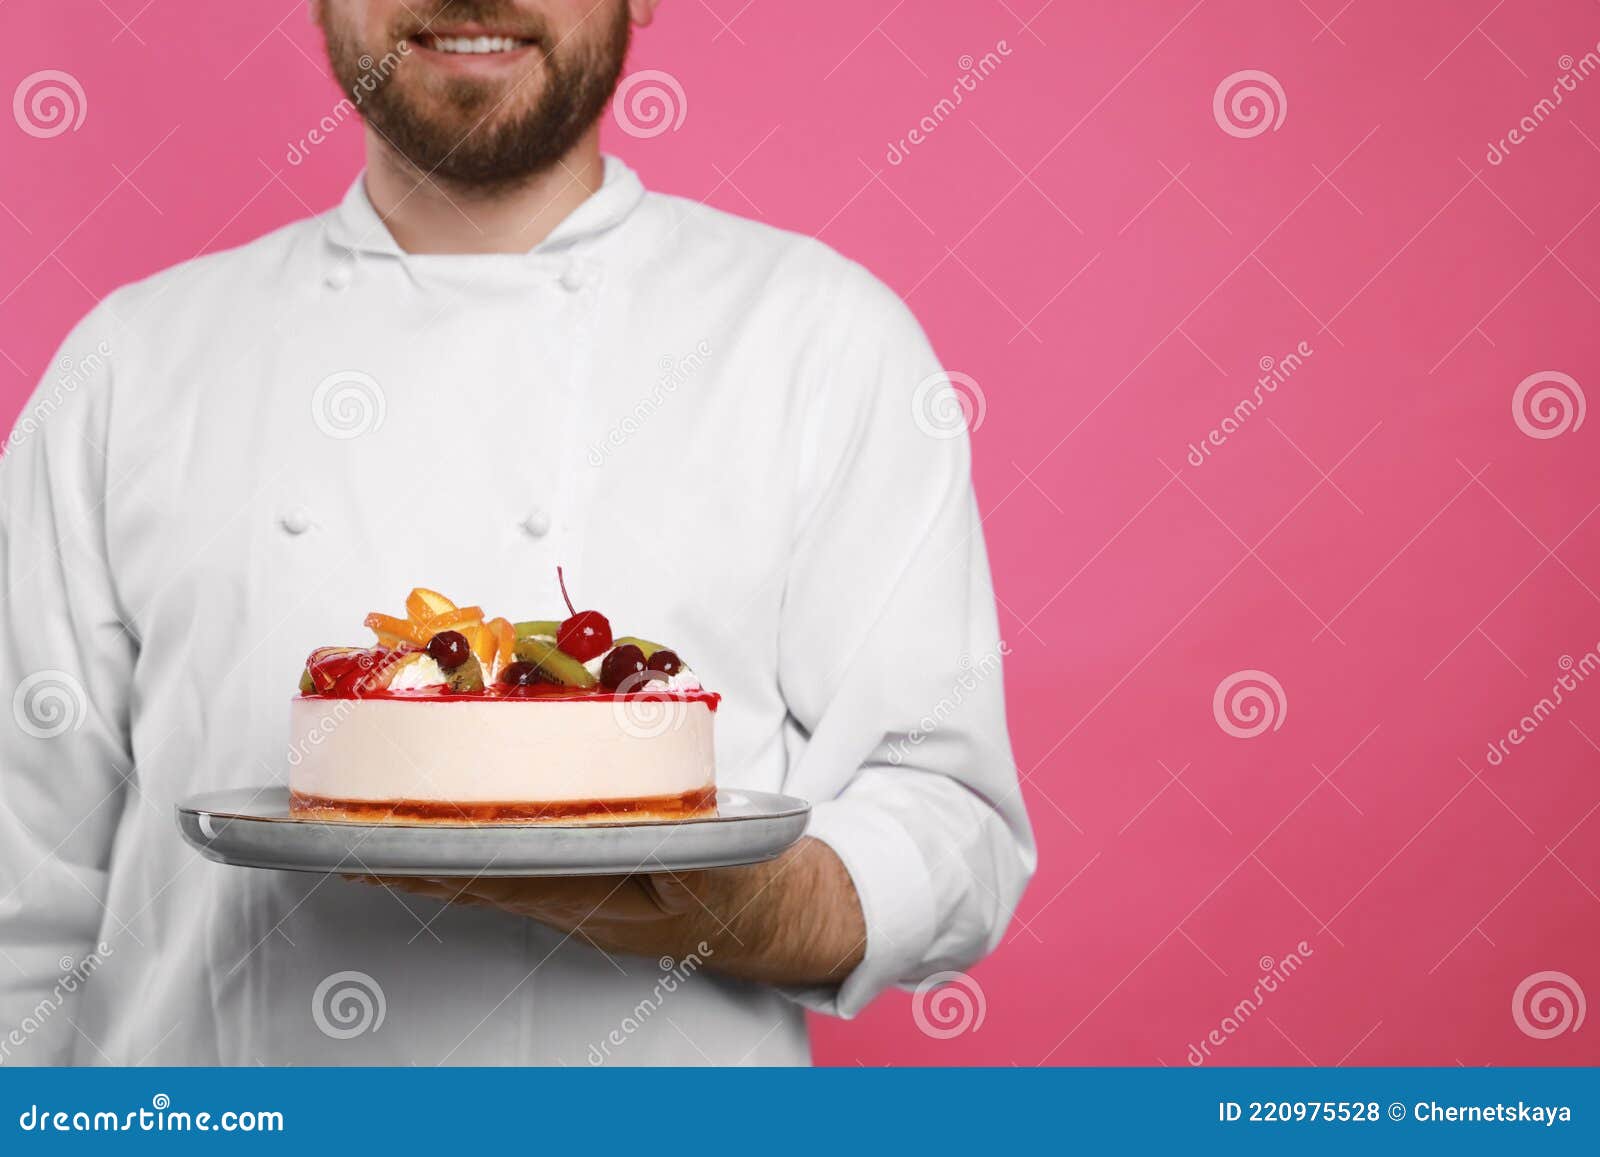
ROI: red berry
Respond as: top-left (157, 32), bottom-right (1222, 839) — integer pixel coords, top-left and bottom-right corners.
top-left (308, 647), bottom-right (407, 696)
top-left (427, 630), bottom-right (471, 670)
top-left (646, 649), bottom-right (682, 677)
top-left (554, 567), bottom-right (612, 661)
top-left (557, 611), bottom-right (612, 662)
top-left (498, 661), bottom-right (547, 686)
top-left (600, 644), bottom-right (646, 690)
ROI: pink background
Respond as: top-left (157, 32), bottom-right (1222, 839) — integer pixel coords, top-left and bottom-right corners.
top-left (4, 1), bottom-right (1598, 1066)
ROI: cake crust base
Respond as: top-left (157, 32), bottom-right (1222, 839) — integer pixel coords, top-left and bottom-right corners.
top-left (288, 786), bottom-right (718, 824)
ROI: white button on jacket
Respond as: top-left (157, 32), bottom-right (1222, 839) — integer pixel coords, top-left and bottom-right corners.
top-left (0, 157), bottom-right (1034, 1065)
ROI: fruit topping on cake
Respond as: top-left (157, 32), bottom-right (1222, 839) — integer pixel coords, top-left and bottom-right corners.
top-left (296, 574), bottom-right (708, 700)
top-left (553, 565), bottom-right (612, 661)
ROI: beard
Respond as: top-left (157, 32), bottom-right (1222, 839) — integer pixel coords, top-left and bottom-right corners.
top-left (319, 0), bottom-right (632, 191)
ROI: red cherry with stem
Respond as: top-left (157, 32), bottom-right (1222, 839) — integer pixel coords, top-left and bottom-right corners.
top-left (555, 566), bottom-right (612, 662)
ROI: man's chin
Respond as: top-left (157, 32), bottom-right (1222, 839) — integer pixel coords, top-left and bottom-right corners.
top-left (374, 83), bottom-right (550, 153)
top-left (399, 65), bottom-right (548, 117)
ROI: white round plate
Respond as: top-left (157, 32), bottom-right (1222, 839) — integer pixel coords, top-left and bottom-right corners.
top-left (176, 787), bottom-right (811, 877)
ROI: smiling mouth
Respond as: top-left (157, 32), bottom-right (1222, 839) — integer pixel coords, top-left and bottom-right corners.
top-left (410, 31), bottom-right (539, 55)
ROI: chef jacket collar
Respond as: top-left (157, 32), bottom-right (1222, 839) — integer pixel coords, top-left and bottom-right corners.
top-left (322, 154), bottom-right (646, 262)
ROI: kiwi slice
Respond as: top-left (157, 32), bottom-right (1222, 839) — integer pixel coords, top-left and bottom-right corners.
top-left (444, 655), bottom-right (485, 693)
top-left (298, 667), bottom-right (315, 694)
top-left (513, 637), bottom-right (598, 688)
top-left (513, 620), bottom-right (562, 640)
top-left (612, 635), bottom-right (668, 659)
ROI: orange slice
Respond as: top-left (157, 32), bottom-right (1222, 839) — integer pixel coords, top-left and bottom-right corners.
top-left (463, 622), bottom-right (495, 665)
top-left (489, 617), bottom-right (516, 672)
top-left (423, 607), bottom-right (484, 634)
top-left (365, 612), bottom-right (429, 647)
top-left (406, 587), bottom-right (457, 622)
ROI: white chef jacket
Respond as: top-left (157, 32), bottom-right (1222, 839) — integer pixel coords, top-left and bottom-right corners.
top-left (0, 156), bottom-right (1033, 1066)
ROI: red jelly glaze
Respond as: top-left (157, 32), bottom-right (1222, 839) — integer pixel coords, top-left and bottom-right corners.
top-left (306, 647), bottom-right (414, 696)
top-left (298, 683), bottom-right (721, 709)
top-left (289, 785), bottom-right (718, 823)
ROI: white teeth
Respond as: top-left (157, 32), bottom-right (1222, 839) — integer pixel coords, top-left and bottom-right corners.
top-left (427, 34), bottom-right (524, 54)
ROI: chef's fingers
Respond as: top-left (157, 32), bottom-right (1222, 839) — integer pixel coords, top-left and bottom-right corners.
top-left (449, 874), bottom-right (667, 922)
top-left (347, 874), bottom-right (474, 903)
top-left (639, 871), bottom-right (699, 915)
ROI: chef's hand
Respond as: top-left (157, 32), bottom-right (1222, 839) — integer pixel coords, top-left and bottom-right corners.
top-left (351, 836), bottom-right (864, 987)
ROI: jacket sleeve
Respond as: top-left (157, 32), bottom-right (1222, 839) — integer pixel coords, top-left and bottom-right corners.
top-left (0, 302), bottom-right (135, 1064)
top-left (778, 262), bottom-right (1035, 1017)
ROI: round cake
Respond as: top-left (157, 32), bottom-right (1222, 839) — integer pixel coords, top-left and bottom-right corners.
top-left (287, 579), bottom-right (718, 823)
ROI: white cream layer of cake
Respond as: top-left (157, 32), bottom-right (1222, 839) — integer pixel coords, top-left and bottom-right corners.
top-left (288, 697), bottom-right (715, 805)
